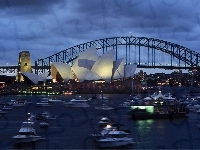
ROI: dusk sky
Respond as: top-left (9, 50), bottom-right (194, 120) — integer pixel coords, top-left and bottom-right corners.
top-left (0, 0), bottom-right (200, 74)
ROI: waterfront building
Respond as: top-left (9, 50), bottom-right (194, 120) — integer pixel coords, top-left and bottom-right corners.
top-left (16, 47), bottom-right (137, 85)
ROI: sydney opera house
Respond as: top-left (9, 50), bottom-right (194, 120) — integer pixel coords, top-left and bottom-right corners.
top-left (20, 47), bottom-right (137, 85)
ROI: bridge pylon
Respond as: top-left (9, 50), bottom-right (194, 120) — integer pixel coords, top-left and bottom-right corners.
top-left (16, 51), bottom-right (32, 82)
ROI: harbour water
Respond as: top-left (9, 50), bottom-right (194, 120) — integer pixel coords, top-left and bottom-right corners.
top-left (0, 88), bottom-right (200, 149)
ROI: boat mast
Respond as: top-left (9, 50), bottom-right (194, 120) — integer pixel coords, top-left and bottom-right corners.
top-left (131, 79), bottom-right (133, 95)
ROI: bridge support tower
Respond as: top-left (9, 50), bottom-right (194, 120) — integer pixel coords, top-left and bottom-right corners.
top-left (16, 51), bottom-right (32, 82)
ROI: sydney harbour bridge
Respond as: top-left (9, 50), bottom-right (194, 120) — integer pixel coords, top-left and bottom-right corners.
top-left (0, 36), bottom-right (200, 74)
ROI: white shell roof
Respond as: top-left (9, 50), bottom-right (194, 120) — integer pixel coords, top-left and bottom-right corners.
top-left (21, 72), bottom-right (44, 84)
top-left (71, 47), bottom-right (98, 82)
top-left (124, 63), bottom-right (137, 78)
top-left (38, 72), bottom-right (48, 81)
top-left (91, 49), bottom-right (115, 82)
top-left (51, 62), bottom-right (73, 81)
top-left (84, 70), bottom-right (102, 81)
top-left (112, 58), bottom-right (124, 80)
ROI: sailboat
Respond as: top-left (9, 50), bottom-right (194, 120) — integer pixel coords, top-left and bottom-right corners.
top-left (95, 92), bottom-right (114, 110)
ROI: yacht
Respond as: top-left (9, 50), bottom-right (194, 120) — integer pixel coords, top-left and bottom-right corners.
top-left (64, 96), bottom-right (90, 108)
top-left (92, 124), bottom-right (118, 140)
top-left (12, 121), bottom-right (44, 143)
top-left (96, 130), bottom-right (134, 148)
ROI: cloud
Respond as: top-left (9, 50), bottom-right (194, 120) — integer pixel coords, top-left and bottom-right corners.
top-left (0, 0), bottom-right (200, 69)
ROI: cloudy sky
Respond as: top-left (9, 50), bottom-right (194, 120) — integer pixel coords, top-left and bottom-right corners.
top-left (0, 0), bottom-right (200, 74)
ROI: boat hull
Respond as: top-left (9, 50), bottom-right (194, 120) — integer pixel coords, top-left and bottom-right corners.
top-left (97, 138), bottom-right (134, 147)
top-left (129, 111), bottom-right (188, 120)
top-left (12, 135), bottom-right (43, 143)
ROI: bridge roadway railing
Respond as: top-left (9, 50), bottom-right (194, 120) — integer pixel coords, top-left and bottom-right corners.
top-left (0, 65), bottom-right (198, 74)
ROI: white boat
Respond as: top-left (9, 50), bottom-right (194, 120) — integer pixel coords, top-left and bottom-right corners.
top-left (98, 117), bottom-right (112, 125)
top-left (39, 121), bottom-right (49, 127)
top-left (9, 99), bottom-right (26, 107)
top-left (142, 97), bottom-right (153, 105)
top-left (118, 102), bottom-right (132, 108)
top-left (36, 112), bottom-right (57, 120)
top-left (36, 102), bottom-right (51, 107)
top-left (88, 95), bottom-right (109, 101)
top-left (12, 121), bottom-right (44, 143)
top-left (186, 104), bottom-right (200, 109)
top-left (64, 96), bottom-right (90, 108)
top-left (40, 98), bottom-right (49, 103)
top-left (197, 109), bottom-right (200, 113)
top-left (95, 104), bottom-right (114, 110)
top-left (48, 98), bottom-right (65, 103)
top-left (1, 104), bottom-right (13, 110)
top-left (43, 97), bottom-right (65, 103)
top-left (92, 124), bottom-right (118, 140)
top-left (0, 110), bottom-right (8, 114)
top-left (42, 112), bottom-right (57, 119)
top-left (96, 130), bottom-right (134, 148)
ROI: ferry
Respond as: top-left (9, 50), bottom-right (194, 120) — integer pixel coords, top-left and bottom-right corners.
top-left (127, 104), bottom-right (189, 120)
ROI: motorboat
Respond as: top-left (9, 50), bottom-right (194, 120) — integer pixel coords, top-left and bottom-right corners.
top-left (142, 97), bottom-right (153, 105)
top-left (39, 121), bottom-right (49, 127)
top-left (95, 104), bottom-right (114, 110)
top-left (0, 109), bottom-right (8, 114)
top-left (8, 99), bottom-right (26, 107)
top-left (64, 96), bottom-right (90, 108)
top-left (98, 117), bottom-right (112, 125)
top-left (69, 96), bottom-right (87, 101)
top-left (40, 98), bottom-right (49, 103)
top-left (48, 98), bottom-right (65, 103)
top-left (88, 95), bottom-right (109, 102)
top-left (92, 124), bottom-right (118, 140)
top-left (96, 130), bottom-right (134, 148)
top-left (36, 102), bottom-right (51, 107)
top-left (36, 112), bottom-right (57, 120)
top-left (186, 104), bottom-right (200, 109)
top-left (65, 100), bottom-right (90, 108)
top-left (118, 102), bottom-right (132, 108)
top-left (1, 105), bottom-right (13, 110)
top-left (12, 121), bottom-right (44, 143)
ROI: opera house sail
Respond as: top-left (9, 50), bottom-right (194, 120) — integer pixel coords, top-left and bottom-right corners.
top-left (71, 47), bottom-right (98, 82)
top-left (21, 72), bottom-right (47, 84)
top-left (91, 49), bottom-right (115, 82)
top-left (51, 62), bottom-right (73, 82)
top-left (112, 58), bottom-right (125, 81)
top-left (124, 63), bottom-right (137, 78)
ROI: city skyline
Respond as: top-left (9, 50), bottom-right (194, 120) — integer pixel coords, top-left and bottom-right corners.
top-left (0, 0), bottom-right (200, 74)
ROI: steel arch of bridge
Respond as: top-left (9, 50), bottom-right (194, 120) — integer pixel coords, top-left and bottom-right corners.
top-left (35, 36), bottom-right (200, 74)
